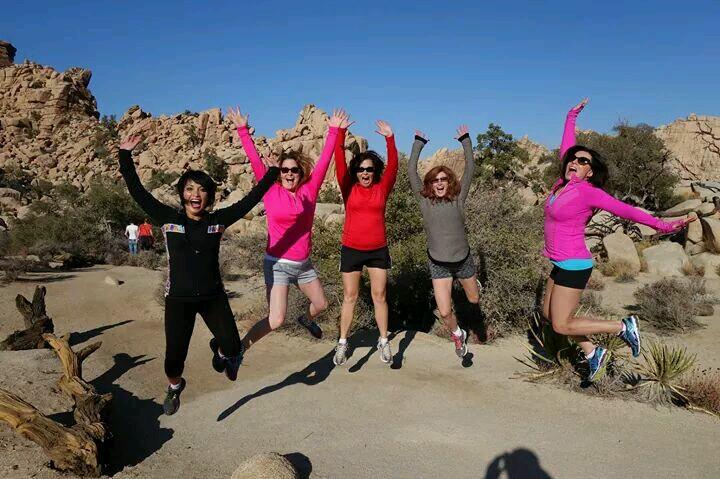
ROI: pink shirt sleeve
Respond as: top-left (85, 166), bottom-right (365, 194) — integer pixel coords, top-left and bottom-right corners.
top-left (305, 127), bottom-right (339, 199)
top-left (237, 126), bottom-right (267, 180)
top-left (559, 108), bottom-right (580, 160)
top-left (584, 184), bottom-right (680, 233)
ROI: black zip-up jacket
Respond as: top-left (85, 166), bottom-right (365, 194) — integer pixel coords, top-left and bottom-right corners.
top-left (119, 149), bottom-right (279, 300)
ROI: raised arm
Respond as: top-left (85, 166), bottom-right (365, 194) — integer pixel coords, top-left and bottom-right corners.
top-left (376, 120), bottom-right (398, 193)
top-left (334, 127), bottom-right (353, 202)
top-left (228, 106), bottom-right (266, 179)
top-left (559, 98), bottom-right (588, 160)
top-left (408, 130), bottom-right (427, 197)
top-left (215, 160), bottom-right (280, 226)
top-left (118, 137), bottom-right (176, 223)
top-left (586, 186), bottom-right (691, 234)
top-left (456, 125), bottom-right (475, 201)
top-left (305, 109), bottom-right (347, 198)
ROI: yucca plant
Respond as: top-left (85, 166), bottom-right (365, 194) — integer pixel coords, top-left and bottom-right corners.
top-left (632, 341), bottom-right (696, 405)
top-left (516, 312), bottom-right (581, 381)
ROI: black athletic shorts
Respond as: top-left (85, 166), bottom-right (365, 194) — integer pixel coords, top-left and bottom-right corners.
top-left (340, 245), bottom-right (391, 272)
top-left (550, 265), bottom-right (593, 290)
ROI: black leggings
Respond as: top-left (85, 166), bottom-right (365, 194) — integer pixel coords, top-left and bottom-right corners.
top-left (164, 294), bottom-right (241, 378)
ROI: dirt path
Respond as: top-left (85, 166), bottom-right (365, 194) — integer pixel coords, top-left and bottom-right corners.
top-left (0, 266), bottom-right (718, 478)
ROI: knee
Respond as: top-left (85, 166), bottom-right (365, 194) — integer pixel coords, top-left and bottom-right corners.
top-left (551, 319), bottom-right (570, 336)
top-left (437, 304), bottom-right (453, 319)
top-left (466, 292), bottom-right (480, 305)
top-left (343, 290), bottom-right (359, 305)
top-left (371, 289), bottom-right (386, 305)
top-left (315, 297), bottom-right (329, 313)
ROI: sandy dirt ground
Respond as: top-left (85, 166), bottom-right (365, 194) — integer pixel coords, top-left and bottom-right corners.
top-left (0, 265), bottom-right (718, 478)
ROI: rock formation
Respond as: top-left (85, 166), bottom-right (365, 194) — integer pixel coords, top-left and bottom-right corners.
top-left (656, 114), bottom-right (720, 181)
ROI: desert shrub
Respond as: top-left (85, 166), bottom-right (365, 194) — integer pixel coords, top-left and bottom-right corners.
top-left (597, 259), bottom-right (637, 282)
top-left (578, 123), bottom-right (678, 211)
top-left (631, 341), bottom-right (696, 405)
top-left (465, 188), bottom-right (546, 336)
top-left (318, 186), bottom-right (342, 204)
top-left (204, 149), bottom-right (228, 184)
top-left (0, 165), bottom-right (34, 198)
top-left (586, 275), bottom-right (605, 291)
top-left (633, 278), bottom-right (713, 332)
top-left (680, 368), bottom-right (720, 416)
top-left (146, 169), bottom-right (180, 191)
top-left (682, 261), bottom-right (705, 277)
top-left (219, 233), bottom-right (266, 280)
top-left (579, 291), bottom-right (603, 311)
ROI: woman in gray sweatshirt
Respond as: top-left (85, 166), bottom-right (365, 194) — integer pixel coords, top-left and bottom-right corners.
top-left (409, 125), bottom-right (480, 359)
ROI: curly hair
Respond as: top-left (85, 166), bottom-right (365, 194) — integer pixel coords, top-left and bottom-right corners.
top-left (278, 150), bottom-right (314, 188)
top-left (349, 151), bottom-right (385, 184)
top-left (421, 165), bottom-right (461, 201)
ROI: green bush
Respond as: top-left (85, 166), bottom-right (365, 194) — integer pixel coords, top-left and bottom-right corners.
top-left (146, 169), bottom-right (180, 191)
top-left (475, 123), bottom-right (530, 182)
top-left (204, 149), bottom-right (228, 183)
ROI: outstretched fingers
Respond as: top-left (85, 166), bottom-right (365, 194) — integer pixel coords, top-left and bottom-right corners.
top-left (119, 135), bottom-right (142, 151)
top-left (572, 97), bottom-right (589, 112)
top-left (454, 124), bottom-right (469, 139)
top-left (415, 130), bottom-right (428, 141)
top-left (375, 120), bottom-right (393, 137)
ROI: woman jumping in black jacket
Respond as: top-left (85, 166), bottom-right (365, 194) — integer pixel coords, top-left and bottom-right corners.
top-left (119, 135), bottom-right (279, 415)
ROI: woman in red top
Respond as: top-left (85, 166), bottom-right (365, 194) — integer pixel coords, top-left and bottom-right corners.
top-left (333, 119), bottom-right (398, 366)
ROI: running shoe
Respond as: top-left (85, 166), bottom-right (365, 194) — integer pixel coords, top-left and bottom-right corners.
top-left (333, 341), bottom-right (348, 366)
top-left (163, 378), bottom-right (186, 416)
top-left (377, 339), bottom-right (392, 364)
top-left (209, 338), bottom-right (225, 373)
top-left (452, 329), bottom-right (468, 358)
top-left (620, 315), bottom-right (641, 357)
top-left (297, 314), bottom-right (323, 339)
top-left (587, 347), bottom-right (611, 382)
top-left (224, 344), bottom-right (244, 381)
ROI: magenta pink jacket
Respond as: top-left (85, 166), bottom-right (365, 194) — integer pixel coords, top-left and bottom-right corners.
top-left (237, 125), bottom-right (339, 261)
top-left (543, 107), bottom-right (682, 262)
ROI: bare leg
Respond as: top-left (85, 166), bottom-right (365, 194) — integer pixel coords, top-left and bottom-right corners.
top-left (297, 278), bottom-right (329, 320)
top-left (367, 267), bottom-right (389, 338)
top-left (457, 274), bottom-right (480, 305)
top-left (548, 284), bottom-right (622, 355)
top-left (340, 271), bottom-right (362, 340)
top-left (241, 284), bottom-right (289, 351)
top-left (432, 277), bottom-right (458, 332)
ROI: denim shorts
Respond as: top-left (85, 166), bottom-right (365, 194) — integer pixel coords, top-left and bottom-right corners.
top-left (263, 255), bottom-right (318, 285)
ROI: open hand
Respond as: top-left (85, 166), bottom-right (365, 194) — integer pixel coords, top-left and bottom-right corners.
top-left (329, 108), bottom-right (353, 129)
top-left (454, 124), bottom-right (469, 139)
top-left (262, 153), bottom-right (280, 169)
top-left (119, 135), bottom-right (142, 151)
top-left (375, 120), bottom-right (393, 137)
top-left (572, 98), bottom-right (589, 112)
top-left (227, 106), bottom-right (249, 129)
top-left (415, 130), bottom-right (428, 141)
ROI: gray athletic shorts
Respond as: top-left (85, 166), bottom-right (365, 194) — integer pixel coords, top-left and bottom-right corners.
top-left (428, 253), bottom-right (476, 280)
top-left (263, 255), bottom-right (318, 285)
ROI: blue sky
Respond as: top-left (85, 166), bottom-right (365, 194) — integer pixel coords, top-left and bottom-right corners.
top-left (3, 1), bottom-right (718, 153)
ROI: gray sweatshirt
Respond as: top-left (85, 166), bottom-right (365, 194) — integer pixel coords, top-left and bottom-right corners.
top-left (408, 134), bottom-right (475, 264)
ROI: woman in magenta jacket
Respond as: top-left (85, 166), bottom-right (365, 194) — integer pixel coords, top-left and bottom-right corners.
top-left (542, 98), bottom-right (692, 382)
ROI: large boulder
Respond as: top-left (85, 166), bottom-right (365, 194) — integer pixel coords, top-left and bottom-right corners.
top-left (687, 213), bottom-right (702, 243)
top-left (691, 252), bottom-right (720, 279)
top-left (231, 453), bottom-right (298, 479)
top-left (602, 231), bottom-right (641, 274)
top-left (700, 217), bottom-right (720, 253)
top-left (642, 242), bottom-right (689, 276)
top-left (0, 40), bottom-right (16, 67)
top-left (662, 199), bottom-right (702, 216)
top-left (315, 202), bottom-right (343, 220)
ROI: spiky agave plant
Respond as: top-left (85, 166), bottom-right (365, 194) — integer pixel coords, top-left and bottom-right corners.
top-left (516, 312), bottom-right (581, 381)
top-left (633, 341), bottom-right (696, 405)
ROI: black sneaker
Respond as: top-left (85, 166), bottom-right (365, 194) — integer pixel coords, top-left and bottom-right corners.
top-left (224, 343), bottom-right (244, 381)
top-left (163, 378), bottom-right (186, 416)
top-left (209, 338), bottom-right (226, 373)
top-left (297, 314), bottom-right (323, 339)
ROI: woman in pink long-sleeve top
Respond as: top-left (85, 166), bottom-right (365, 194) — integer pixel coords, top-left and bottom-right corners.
top-left (542, 98), bottom-right (692, 382)
top-left (226, 106), bottom-right (347, 360)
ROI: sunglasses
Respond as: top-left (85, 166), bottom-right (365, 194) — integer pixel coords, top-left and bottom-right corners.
top-left (356, 166), bottom-right (375, 173)
top-left (572, 156), bottom-right (592, 166)
top-left (431, 177), bottom-right (449, 184)
top-left (281, 167), bottom-right (301, 174)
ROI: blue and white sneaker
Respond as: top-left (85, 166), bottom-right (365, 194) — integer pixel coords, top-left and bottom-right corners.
top-left (587, 346), bottom-right (611, 382)
top-left (620, 315), bottom-right (641, 357)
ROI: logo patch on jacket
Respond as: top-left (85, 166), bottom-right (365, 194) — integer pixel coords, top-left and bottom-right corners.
top-left (207, 224), bottom-right (225, 234)
top-left (162, 224), bottom-right (185, 234)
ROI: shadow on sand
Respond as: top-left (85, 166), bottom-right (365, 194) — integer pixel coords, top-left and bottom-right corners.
top-left (91, 353), bottom-right (174, 475)
top-left (485, 448), bottom-right (553, 479)
top-left (284, 452), bottom-right (312, 479)
top-left (68, 319), bottom-right (133, 346)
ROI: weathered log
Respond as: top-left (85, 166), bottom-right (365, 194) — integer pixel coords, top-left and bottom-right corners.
top-left (0, 333), bottom-right (111, 476)
top-left (0, 286), bottom-right (54, 350)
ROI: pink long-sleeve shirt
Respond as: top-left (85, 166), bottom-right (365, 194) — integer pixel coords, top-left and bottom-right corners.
top-left (237, 125), bottom-right (339, 261)
top-left (543, 108), bottom-right (680, 262)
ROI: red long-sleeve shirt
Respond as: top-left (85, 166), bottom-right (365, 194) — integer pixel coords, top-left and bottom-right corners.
top-left (334, 128), bottom-right (398, 250)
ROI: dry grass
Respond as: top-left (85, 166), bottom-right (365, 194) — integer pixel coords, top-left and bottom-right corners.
top-left (633, 278), bottom-right (711, 333)
top-left (682, 261), bottom-right (705, 277)
top-left (598, 259), bottom-right (638, 282)
top-left (586, 275), bottom-right (605, 291)
top-left (680, 368), bottom-right (720, 417)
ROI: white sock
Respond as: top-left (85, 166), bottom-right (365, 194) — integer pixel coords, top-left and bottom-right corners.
top-left (338, 338), bottom-right (347, 345)
top-left (169, 381), bottom-right (182, 390)
top-left (379, 336), bottom-right (389, 346)
top-left (585, 348), bottom-right (596, 360)
top-left (452, 327), bottom-right (463, 337)
top-left (618, 322), bottom-right (627, 336)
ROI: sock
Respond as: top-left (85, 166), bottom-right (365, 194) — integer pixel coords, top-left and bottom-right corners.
top-left (379, 337), bottom-right (389, 346)
top-left (338, 338), bottom-right (347, 345)
top-left (169, 381), bottom-right (182, 390)
top-left (618, 322), bottom-right (627, 336)
top-left (452, 327), bottom-right (463, 337)
top-left (585, 348), bottom-right (596, 360)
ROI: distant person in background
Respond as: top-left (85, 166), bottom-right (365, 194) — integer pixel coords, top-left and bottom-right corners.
top-left (542, 98), bottom-right (693, 382)
top-left (138, 218), bottom-right (154, 250)
top-left (408, 125), bottom-right (480, 361)
top-left (125, 221), bottom-right (139, 255)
